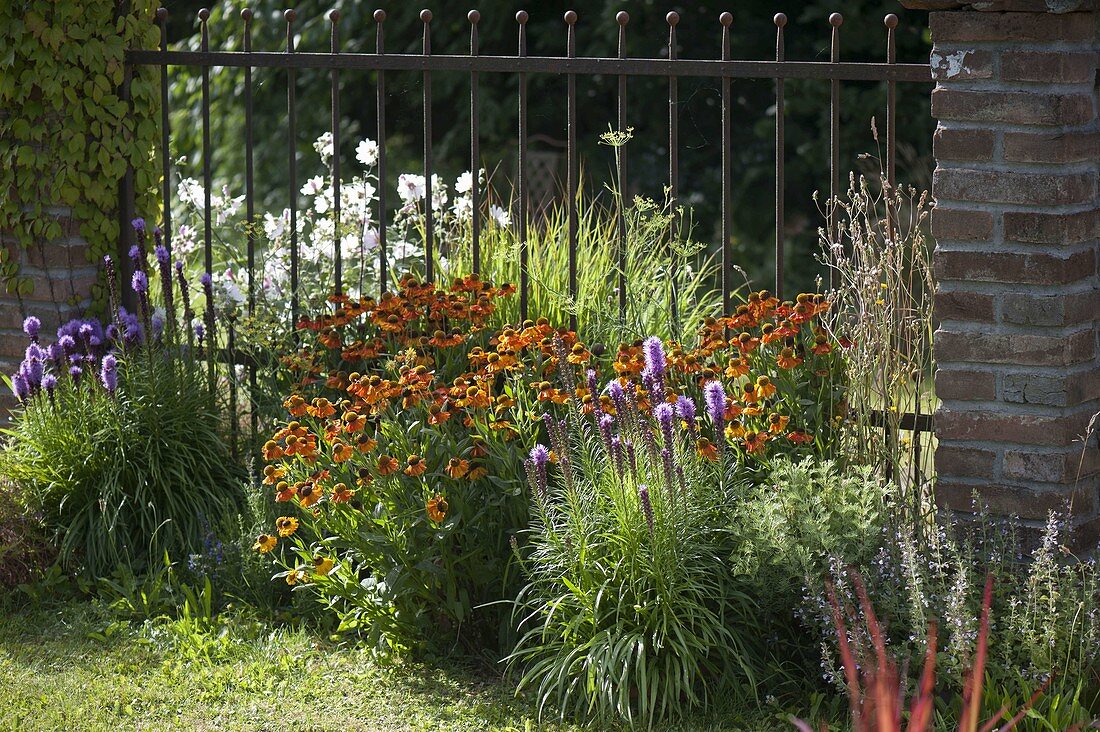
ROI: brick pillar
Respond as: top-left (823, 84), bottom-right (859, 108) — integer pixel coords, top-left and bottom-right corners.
top-left (924, 3), bottom-right (1100, 545)
top-left (0, 209), bottom-right (96, 422)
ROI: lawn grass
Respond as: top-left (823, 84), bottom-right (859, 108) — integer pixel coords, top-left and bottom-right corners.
top-left (0, 600), bottom-right (797, 731)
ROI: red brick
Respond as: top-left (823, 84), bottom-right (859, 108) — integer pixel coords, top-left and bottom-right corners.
top-left (1003, 370), bottom-right (1100, 409)
top-left (18, 274), bottom-right (97, 304)
top-left (933, 127), bottom-right (996, 163)
top-left (935, 480), bottom-right (1095, 520)
top-left (935, 367), bottom-right (997, 401)
top-left (935, 407), bottom-right (1094, 445)
top-left (1000, 51), bottom-right (1097, 84)
top-left (933, 248), bottom-right (1095, 286)
top-left (929, 11), bottom-right (1096, 43)
top-left (0, 330), bottom-right (30, 359)
top-left (1003, 131), bottom-right (1100, 164)
top-left (930, 48), bottom-right (994, 81)
top-left (1003, 447), bottom-right (1100, 485)
top-left (931, 206), bottom-right (994, 241)
top-left (11, 241), bottom-right (91, 270)
top-left (934, 289), bottom-right (995, 322)
top-left (934, 328), bottom-right (1096, 367)
top-left (932, 89), bottom-right (1094, 126)
top-left (934, 168), bottom-right (1095, 207)
top-left (1001, 289), bottom-right (1100, 328)
top-left (936, 444), bottom-right (998, 478)
top-left (1003, 209), bottom-right (1098, 246)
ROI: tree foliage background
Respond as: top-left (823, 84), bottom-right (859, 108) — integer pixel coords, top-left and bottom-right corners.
top-left (161, 0), bottom-right (931, 293)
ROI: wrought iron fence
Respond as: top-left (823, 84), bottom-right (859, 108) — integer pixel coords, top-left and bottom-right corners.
top-left (121, 6), bottom-right (935, 479)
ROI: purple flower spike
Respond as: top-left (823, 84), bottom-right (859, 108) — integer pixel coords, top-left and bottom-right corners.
top-left (529, 444), bottom-right (550, 500)
top-left (154, 244), bottom-right (170, 266)
top-left (22, 359), bottom-right (43, 389)
top-left (586, 369), bottom-right (598, 398)
top-left (660, 447), bottom-right (677, 496)
top-left (131, 217), bottom-right (146, 233)
top-left (677, 395), bottom-right (699, 441)
top-left (11, 373), bottom-right (29, 402)
top-left (598, 413), bottom-right (614, 454)
top-left (642, 336), bottom-right (666, 382)
top-left (638, 485), bottom-right (655, 535)
top-left (23, 316), bottom-right (41, 341)
top-left (607, 379), bottom-right (629, 417)
top-left (57, 335), bottom-right (77, 355)
top-left (68, 365), bottom-right (83, 384)
top-left (174, 260), bottom-right (184, 274)
top-left (704, 379), bottom-right (727, 451)
top-left (610, 436), bottom-right (624, 479)
top-left (101, 354), bottom-right (118, 394)
top-left (128, 244), bottom-right (143, 263)
top-left (200, 272), bottom-right (213, 289)
top-left (131, 271), bottom-right (148, 294)
top-left (42, 374), bottom-right (57, 393)
top-left (193, 320), bottom-right (205, 343)
top-left (654, 402), bottom-right (676, 448)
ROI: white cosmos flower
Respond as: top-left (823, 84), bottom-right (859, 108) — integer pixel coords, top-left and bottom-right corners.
top-left (355, 139), bottom-right (378, 167)
top-left (397, 173), bottom-right (426, 203)
top-left (301, 176), bottom-right (324, 197)
top-left (263, 209), bottom-right (291, 241)
top-left (490, 204), bottom-right (511, 228)
top-left (313, 132), bottom-right (334, 161)
top-left (455, 171), bottom-right (473, 194)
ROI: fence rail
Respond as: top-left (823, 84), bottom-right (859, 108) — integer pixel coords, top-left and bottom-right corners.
top-left (123, 7), bottom-right (935, 478)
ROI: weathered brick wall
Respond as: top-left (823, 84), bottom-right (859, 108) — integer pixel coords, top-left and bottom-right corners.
top-left (0, 208), bottom-right (95, 423)
top-left (926, 4), bottom-right (1100, 545)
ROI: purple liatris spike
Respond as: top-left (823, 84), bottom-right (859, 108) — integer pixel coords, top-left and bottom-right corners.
top-left (151, 311), bottom-right (165, 341)
top-left (610, 436), bottom-right (624, 479)
top-left (704, 379), bottom-right (727, 443)
top-left (154, 244), bottom-right (170, 267)
top-left (23, 316), bottom-right (40, 342)
top-left (637, 484), bottom-right (655, 535)
top-left (101, 354), bottom-right (118, 394)
top-left (128, 244), bottom-right (143, 265)
top-left (625, 439), bottom-right (637, 474)
top-left (598, 413), bottom-right (614, 454)
top-left (57, 335), bottom-right (76, 356)
top-left (200, 272), bottom-right (213, 289)
top-left (193, 319), bottom-right (205, 343)
top-left (607, 379), bottom-right (629, 417)
top-left (529, 444), bottom-right (550, 499)
top-left (661, 447), bottom-right (677, 496)
top-left (677, 395), bottom-right (699, 441)
top-left (68, 365), bottom-right (82, 384)
top-left (11, 373), bottom-right (29, 402)
top-left (131, 217), bottom-right (146, 233)
top-left (25, 343), bottom-right (43, 362)
top-left (131, 271), bottom-right (148, 294)
top-left (22, 359), bottom-right (43, 390)
top-left (642, 336), bottom-right (666, 383)
top-left (42, 373), bottom-right (57, 394)
top-left (654, 402), bottom-right (676, 449)
top-left (586, 368), bottom-right (598, 398)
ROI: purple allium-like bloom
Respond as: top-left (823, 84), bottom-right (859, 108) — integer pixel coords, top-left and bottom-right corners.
top-left (129, 244), bottom-right (143, 264)
top-left (25, 343), bottom-right (43, 362)
top-left (57, 335), bottom-right (77, 355)
top-left (100, 354), bottom-right (118, 394)
top-left (131, 270), bottom-right (148, 294)
top-left (23, 316), bottom-right (41, 341)
top-left (11, 373), bottom-right (29, 401)
top-left (642, 336), bottom-right (666, 382)
top-left (638, 484), bottom-right (655, 534)
top-left (131, 217), bottom-right (146, 233)
top-left (200, 272), bottom-right (213, 289)
top-left (154, 244), bottom-right (170, 266)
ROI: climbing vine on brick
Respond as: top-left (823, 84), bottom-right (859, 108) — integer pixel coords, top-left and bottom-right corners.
top-left (0, 0), bottom-right (160, 299)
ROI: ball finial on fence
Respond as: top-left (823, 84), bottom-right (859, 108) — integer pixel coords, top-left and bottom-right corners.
top-left (616, 11), bottom-right (629, 26)
top-left (284, 8), bottom-right (297, 23)
top-left (155, 7), bottom-right (168, 22)
top-left (516, 10), bottom-right (528, 24)
top-left (564, 10), bottom-right (577, 25)
top-left (198, 7), bottom-right (210, 22)
top-left (372, 9), bottom-right (385, 23)
top-left (719, 11), bottom-right (733, 27)
top-left (773, 12), bottom-right (787, 28)
top-left (884, 13), bottom-right (899, 29)
top-left (468, 9), bottom-right (480, 24)
top-left (240, 7), bottom-right (252, 22)
top-left (829, 12), bottom-right (844, 27)
top-left (420, 9), bottom-right (432, 23)
top-left (666, 11), bottom-right (679, 26)
top-left (328, 9), bottom-right (339, 22)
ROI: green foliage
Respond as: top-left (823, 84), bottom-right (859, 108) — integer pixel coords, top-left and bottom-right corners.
top-left (0, 1), bottom-right (160, 298)
top-left (1, 345), bottom-right (246, 578)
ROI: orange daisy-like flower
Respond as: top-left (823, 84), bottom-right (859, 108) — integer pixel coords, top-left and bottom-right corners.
top-left (377, 455), bottom-right (400, 475)
top-left (283, 394), bottom-right (308, 417)
top-left (446, 457), bottom-right (470, 479)
top-left (426, 494), bottom-right (449, 523)
top-left (696, 437), bottom-right (719, 461)
top-left (297, 483), bottom-right (321, 508)
top-left (274, 481), bottom-right (295, 503)
top-left (262, 440), bottom-right (284, 462)
top-left (566, 342), bottom-right (591, 365)
top-left (725, 419), bottom-right (746, 440)
top-left (733, 332), bottom-right (761, 353)
top-left (332, 441), bottom-right (354, 463)
top-left (252, 534), bottom-right (277, 553)
top-left (262, 465), bottom-right (285, 486)
top-left (756, 375), bottom-right (777, 399)
top-left (786, 429), bottom-right (815, 445)
top-left (743, 431), bottom-right (769, 454)
top-left (285, 569), bottom-right (306, 586)
top-left (313, 556), bottom-right (335, 575)
top-left (776, 347), bottom-right (803, 370)
top-left (331, 482), bottom-right (356, 503)
top-left (344, 411), bottom-right (367, 433)
top-left (741, 384), bottom-right (759, 405)
top-left (404, 455), bottom-right (427, 477)
top-left (307, 397), bottom-right (337, 419)
top-left (276, 516), bottom-right (299, 537)
top-left (356, 434), bottom-right (378, 453)
top-left (355, 467), bottom-right (374, 488)
top-left (466, 463), bottom-right (489, 480)
top-left (427, 403), bottom-right (452, 425)
top-left (725, 357), bottom-right (750, 379)
top-left (768, 413), bottom-right (790, 434)
top-left (811, 333), bottom-right (833, 356)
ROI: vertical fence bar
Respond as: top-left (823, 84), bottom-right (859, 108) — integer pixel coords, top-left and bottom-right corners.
top-left (242, 7), bottom-right (258, 448)
top-left (773, 13), bottom-right (786, 301)
top-left (118, 20), bottom-right (136, 312)
top-left (565, 10), bottom-right (578, 333)
top-left (885, 14), bottom-right (898, 196)
top-left (517, 11), bottom-right (529, 322)
top-left (616, 12), bottom-right (628, 322)
top-left (330, 10), bottom-right (342, 296)
top-left (886, 14), bottom-right (901, 486)
top-left (156, 9), bottom-right (171, 254)
top-left (828, 13), bottom-right (842, 290)
top-left (470, 11), bottom-right (481, 275)
top-left (421, 10), bottom-right (434, 284)
top-left (667, 12), bottom-right (680, 333)
top-left (200, 9), bottom-right (212, 278)
top-left (374, 10), bottom-right (388, 295)
top-left (720, 12), bottom-right (732, 317)
top-left (285, 10), bottom-right (300, 328)
top-left (228, 318), bottom-right (238, 456)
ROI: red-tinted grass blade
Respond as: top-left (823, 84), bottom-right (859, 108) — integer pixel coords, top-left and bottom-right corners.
top-left (827, 578), bottom-right (864, 730)
top-left (907, 623), bottom-right (938, 732)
